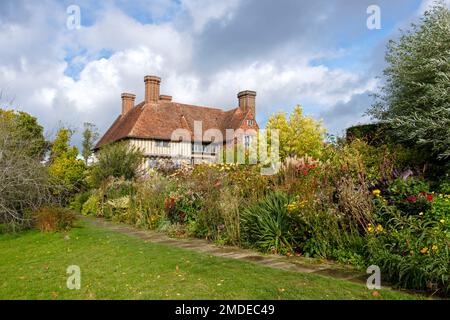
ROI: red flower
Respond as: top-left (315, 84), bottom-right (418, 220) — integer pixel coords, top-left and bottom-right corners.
top-left (165, 197), bottom-right (175, 209)
top-left (303, 170), bottom-right (308, 175)
top-left (308, 163), bottom-right (316, 169)
top-left (426, 194), bottom-right (433, 202)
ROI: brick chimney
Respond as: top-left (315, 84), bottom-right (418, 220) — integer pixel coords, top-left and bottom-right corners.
top-left (238, 90), bottom-right (256, 114)
top-left (144, 75), bottom-right (161, 104)
top-left (121, 93), bottom-right (135, 115)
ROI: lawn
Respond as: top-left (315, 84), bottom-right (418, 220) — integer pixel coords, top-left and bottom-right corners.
top-left (0, 220), bottom-right (423, 300)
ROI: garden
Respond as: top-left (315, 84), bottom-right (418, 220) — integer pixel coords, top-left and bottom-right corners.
top-left (0, 3), bottom-right (449, 299)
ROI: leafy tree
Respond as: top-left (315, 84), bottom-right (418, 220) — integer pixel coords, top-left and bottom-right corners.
top-left (89, 141), bottom-right (144, 187)
top-left (0, 109), bottom-right (47, 158)
top-left (48, 128), bottom-right (86, 197)
top-left (265, 105), bottom-right (326, 160)
top-left (82, 122), bottom-right (99, 164)
top-left (49, 128), bottom-right (73, 161)
top-left (368, 3), bottom-right (450, 159)
top-left (0, 112), bottom-right (52, 230)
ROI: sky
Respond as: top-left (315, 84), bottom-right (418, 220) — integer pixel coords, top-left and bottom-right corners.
top-left (0, 0), bottom-right (449, 148)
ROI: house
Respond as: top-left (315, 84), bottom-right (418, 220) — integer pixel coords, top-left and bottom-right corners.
top-left (95, 75), bottom-right (259, 166)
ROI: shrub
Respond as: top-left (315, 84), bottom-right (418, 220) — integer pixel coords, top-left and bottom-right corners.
top-left (133, 174), bottom-right (173, 229)
top-left (378, 177), bottom-right (432, 217)
top-left (346, 123), bottom-right (390, 146)
top-left (218, 187), bottom-right (242, 245)
top-left (321, 142), bottom-right (375, 229)
top-left (366, 212), bottom-right (450, 295)
top-left (69, 191), bottom-right (91, 213)
top-left (241, 192), bottom-right (298, 254)
top-left (439, 182), bottom-right (450, 194)
top-left (430, 193), bottom-right (450, 225)
top-left (296, 209), bottom-right (365, 264)
top-left (89, 141), bottom-right (144, 187)
top-left (81, 194), bottom-right (100, 216)
top-left (34, 206), bottom-right (76, 232)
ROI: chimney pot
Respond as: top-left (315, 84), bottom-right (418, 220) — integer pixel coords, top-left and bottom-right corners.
top-left (121, 93), bottom-right (136, 115)
top-left (144, 75), bottom-right (161, 103)
top-left (237, 90), bottom-right (256, 114)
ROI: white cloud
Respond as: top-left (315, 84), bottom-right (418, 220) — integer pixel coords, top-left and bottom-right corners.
top-left (181, 0), bottom-right (241, 32)
top-left (0, 0), bottom-right (385, 146)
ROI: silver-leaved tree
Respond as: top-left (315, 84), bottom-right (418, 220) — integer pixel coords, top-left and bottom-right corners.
top-left (369, 2), bottom-right (450, 160)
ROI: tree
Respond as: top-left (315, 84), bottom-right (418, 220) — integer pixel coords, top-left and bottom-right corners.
top-left (0, 109), bottom-right (47, 158)
top-left (265, 105), bottom-right (326, 160)
top-left (48, 128), bottom-right (86, 198)
top-left (82, 122), bottom-right (99, 164)
top-left (368, 3), bottom-right (450, 159)
top-left (0, 112), bottom-right (52, 230)
top-left (89, 141), bottom-right (144, 187)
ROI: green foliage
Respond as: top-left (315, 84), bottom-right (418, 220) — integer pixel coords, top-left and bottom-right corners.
top-left (50, 128), bottom-right (74, 161)
top-left (296, 209), bottom-right (365, 265)
top-left (0, 110), bottom-right (53, 230)
top-left (430, 193), bottom-right (450, 224)
top-left (81, 194), bottom-right (100, 216)
top-left (266, 105), bottom-right (326, 160)
top-left (439, 182), bottom-right (450, 194)
top-left (369, 3), bottom-right (450, 159)
top-left (346, 123), bottom-right (391, 146)
top-left (379, 178), bottom-right (432, 217)
top-left (33, 206), bottom-right (76, 232)
top-left (89, 141), bottom-right (144, 187)
top-left (49, 154), bottom-right (86, 187)
top-left (73, 128), bottom-right (448, 296)
top-left (48, 128), bottom-right (86, 198)
top-left (0, 109), bottom-right (47, 158)
top-left (241, 192), bottom-right (298, 254)
top-left (69, 191), bottom-right (91, 213)
top-left (82, 122), bottom-right (99, 164)
top-left (366, 213), bottom-right (449, 294)
top-left (133, 175), bottom-right (174, 229)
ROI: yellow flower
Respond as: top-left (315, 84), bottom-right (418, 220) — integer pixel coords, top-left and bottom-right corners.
top-left (432, 245), bottom-right (438, 252)
top-left (440, 219), bottom-right (446, 224)
top-left (372, 189), bottom-right (381, 197)
top-left (376, 224), bottom-right (383, 232)
top-left (419, 212), bottom-right (424, 216)
top-left (367, 224), bottom-right (374, 233)
top-left (420, 247), bottom-right (429, 254)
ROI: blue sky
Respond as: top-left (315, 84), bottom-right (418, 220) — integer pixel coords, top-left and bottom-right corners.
top-left (0, 0), bottom-right (448, 148)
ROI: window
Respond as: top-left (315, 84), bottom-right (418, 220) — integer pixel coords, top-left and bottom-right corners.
top-left (244, 135), bottom-right (252, 148)
top-left (246, 119), bottom-right (254, 126)
top-left (192, 143), bottom-right (217, 154)
top-left (192, 143), bottom-right (203, 153)
top-left (155, 140), bottom-right (170, 147)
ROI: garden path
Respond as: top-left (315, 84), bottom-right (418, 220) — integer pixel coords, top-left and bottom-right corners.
top-left (81, 215), bottom-right (367, 284)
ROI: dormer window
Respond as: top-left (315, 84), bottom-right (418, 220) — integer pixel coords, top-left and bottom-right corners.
top-left (247, 119), bottom-right (254, 126)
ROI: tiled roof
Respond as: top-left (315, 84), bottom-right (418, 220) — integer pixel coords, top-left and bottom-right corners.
top-left (95, 100), bottom-right (256, 149)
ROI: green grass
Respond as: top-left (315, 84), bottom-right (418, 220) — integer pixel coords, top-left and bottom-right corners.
top-left (0, 221), bottom-right (423, 300)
